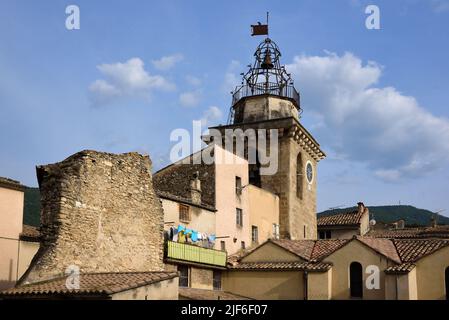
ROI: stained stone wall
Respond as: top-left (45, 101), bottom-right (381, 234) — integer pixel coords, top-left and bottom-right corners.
top-left (20, 150), bottom-right (165, 284)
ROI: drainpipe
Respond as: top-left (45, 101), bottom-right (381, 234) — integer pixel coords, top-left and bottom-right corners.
top-left (303, 270), bottom-right (309, 300)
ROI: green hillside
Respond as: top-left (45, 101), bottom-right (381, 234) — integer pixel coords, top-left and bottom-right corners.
top-left (23, 187), bottom-right (41, 227)
top-left (318, 205), bottom-right (449, 227)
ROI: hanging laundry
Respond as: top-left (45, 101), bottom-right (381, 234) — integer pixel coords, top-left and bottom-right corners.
top-left (191, 231), bottom-right (198, 242)
top-left (177, 224), bottom-right (185, 233)
top-left (178, 231), bottom-right (186, 243)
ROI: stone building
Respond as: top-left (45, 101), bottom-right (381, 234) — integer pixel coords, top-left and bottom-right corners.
top-left (209, 37), bottom-right (325, 240)
top-left (154, 144), bottom-right (279, 296)
top-left (317, 202), bottom-right (370, 239)
top-left (1, 150), bottom-right (178, 299)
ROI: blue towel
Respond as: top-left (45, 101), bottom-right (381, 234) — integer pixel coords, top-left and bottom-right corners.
top-left (191, 231), bottom-right (198, 242)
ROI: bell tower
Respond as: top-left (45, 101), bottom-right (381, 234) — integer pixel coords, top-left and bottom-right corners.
top-left (209, 34), bottom-right (325, 240)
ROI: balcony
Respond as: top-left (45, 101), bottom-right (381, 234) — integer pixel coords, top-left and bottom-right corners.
top-left (231, 82), bottom-right (300, 107)
top-left (165, 241), bottom-right (227, 267)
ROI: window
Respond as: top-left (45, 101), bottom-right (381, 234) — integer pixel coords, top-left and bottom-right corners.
top-left (241, 241), bottom-right (246, 249)
top-left (213, 271), bottom-right (222, 290)
top-left (303, 225), bottom-right (307, 238)
top-left (272, 224), bottom-right (280, 240)
top-left (236, 176), bottom-right (242, 196)
top-left (446, 267), bottom-right (449, 300)
top-left (350, 262), bottom-right (363, 298)
top-left (296, 153), bottom-right (303, 199)
top-left (179, 204), bottom-right (190, 222)
top-left (319, 230), bottom-right (332, 239)
top-left (178, 265), bottom-right (189, 288)
top-left (251, 226), bottom-right (259, 243)
top-left (236, 208), bottom-right (243, 227)
top-left (220, 241), bottom-right (226, 251)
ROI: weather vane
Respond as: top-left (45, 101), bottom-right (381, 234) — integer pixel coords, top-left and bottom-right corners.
top-left (251, 12), bottom-right (269, 37)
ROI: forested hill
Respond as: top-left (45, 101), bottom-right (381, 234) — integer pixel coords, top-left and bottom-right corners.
top-left (318, 205), bottom-right (449, 227)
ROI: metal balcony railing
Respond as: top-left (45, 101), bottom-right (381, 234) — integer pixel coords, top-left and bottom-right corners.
top-left (165, 241), bottom-right (227, 267)
top-left (232, 82), bottom-right (300, 106)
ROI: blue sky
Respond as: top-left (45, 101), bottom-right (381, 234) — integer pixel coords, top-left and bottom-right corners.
top-left (1, 0), bottom-right (449, 215)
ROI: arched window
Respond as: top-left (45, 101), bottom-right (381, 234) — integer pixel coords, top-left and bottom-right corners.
top-left (445, 267), bottom-right (449, 300)
top-left (296, 152), bottom-right (303, 199)
top-left (350, 262), bottom-right (363, 298)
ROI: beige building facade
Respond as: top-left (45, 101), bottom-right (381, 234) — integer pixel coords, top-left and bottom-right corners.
top-left (0, 178), bottom-right (39, 290)
top-left (224, 237), bottom-right (449, 300)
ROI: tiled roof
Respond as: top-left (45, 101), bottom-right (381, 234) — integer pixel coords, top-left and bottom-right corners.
top-left (19, 225), bottom-right (40, 241)
top-left (179, 288), bottom-right (251, 300)
top-left (228, 237), bottom-right (449, 275)
top-left (393, 239), bottom-right (449, 263)
top-left (0, 272), bottom-right (178, 297)
top-left (0, 176), bottom-right (25, 191)
top-left (270, 239), bottom-right (316, 261)
top-left (157, 191), bottom-right (216, 212)
top-left (356, 237), bottom-right (402, 264)
top-left (367, 226), bottom-right (449, 239)
top-left (228, 261), bottom-right (332, 272)
top-left (317, 210), bottom-right (364, 226)
top-left (385, 262), bottom-right (416, 274)
top-left (310, 239), bottom-right (349, 261)
top-left (229, 239), bottom-right (348, 265)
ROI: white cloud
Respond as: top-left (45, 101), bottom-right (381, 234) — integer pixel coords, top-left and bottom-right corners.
top-left (286, 52), bottom-right (449, 181)
top-left (89, 58), bottom-right (175, 105)
top-left (185, 75), bottom-right (202, 87)
top-left (179, 90), bottom-right (202, 107)
top-left (151, 54), bottom-right (184, 71)
top-left (200, 106), bottom-right (223, 127)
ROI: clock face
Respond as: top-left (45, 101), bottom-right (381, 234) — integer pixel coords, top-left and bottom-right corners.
top-left (306, 162), bottom-right (313, 184)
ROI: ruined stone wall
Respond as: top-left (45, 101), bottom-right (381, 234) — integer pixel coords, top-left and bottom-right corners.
top-left (21, 150), bottom-right (165, 284)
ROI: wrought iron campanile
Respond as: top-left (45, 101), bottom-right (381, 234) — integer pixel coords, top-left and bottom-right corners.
top-left (228, 38), bottom-right (301, 124)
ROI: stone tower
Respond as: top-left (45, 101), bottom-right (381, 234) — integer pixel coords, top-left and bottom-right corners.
top-left (20, 150), bottom-right (165, 284)
top-left (209, 38), bottom-right (325, 240)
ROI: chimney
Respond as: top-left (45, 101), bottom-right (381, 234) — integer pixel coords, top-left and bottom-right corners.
top-left (357, 202), bottom-right (365, 213)
top-left (430, 215), bottom-right (438, 228)
top-left (190, 171), bottom-right (202, 205)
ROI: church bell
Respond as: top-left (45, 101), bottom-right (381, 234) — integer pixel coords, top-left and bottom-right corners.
top-left (261, 49), bottom-right (274, 69)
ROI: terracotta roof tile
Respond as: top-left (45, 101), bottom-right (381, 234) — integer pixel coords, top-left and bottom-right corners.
top-left (270, 239), bottom-right (316, 260)
top-left (356, 237), bottom-right (402, 264)
top-left (317, 210), bottom-right (364, 226)
top-left (20, 225), bottom-right (40, 241)
top-left (393, 239), bottom-right (449, 262)
top-left (228, 261), bottom-right (332, 272)
top-left (179, 288), bottom-right (252, 300)
top-left (310, 239), bottom-right (349, 261)
top-left (0, 272), bottom-right (178, 297)
top-left (157, 191), bottom-right (216, 212)
top-left (367, 226), bottom-right (449, 239)
top-left (385, 263), bottom-right (416, 274)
